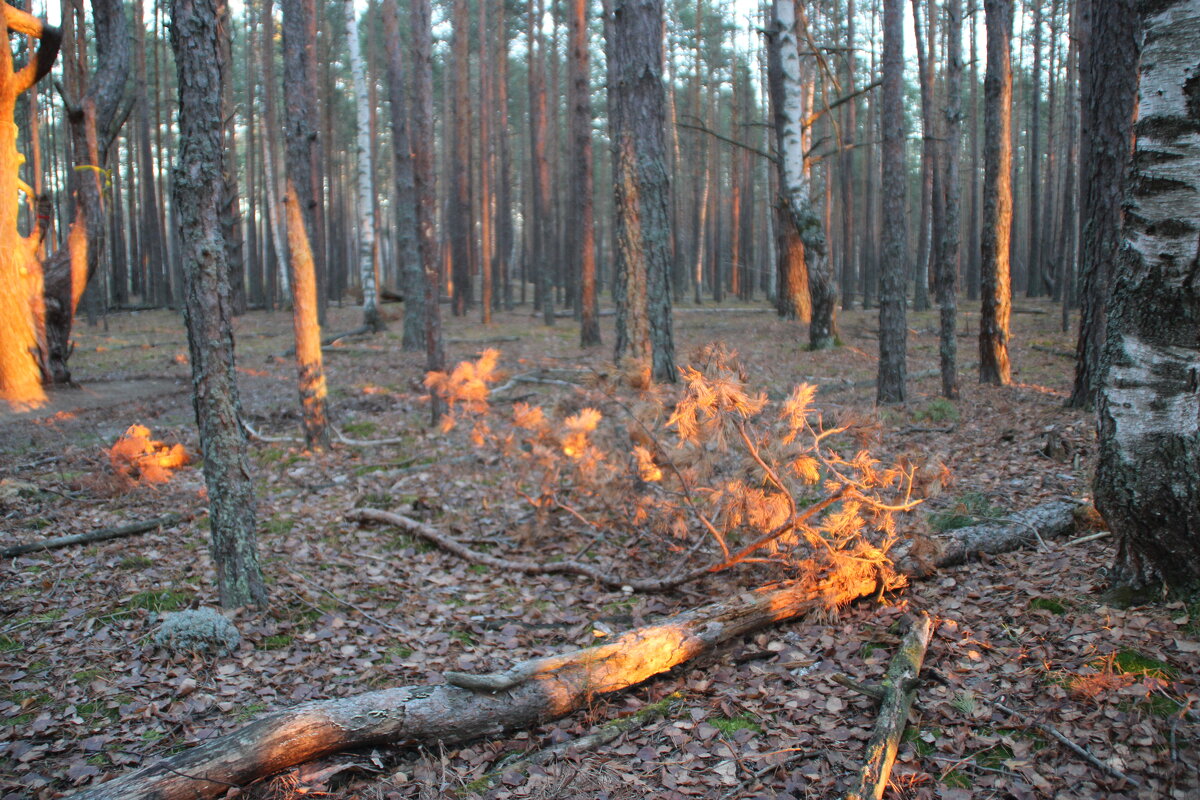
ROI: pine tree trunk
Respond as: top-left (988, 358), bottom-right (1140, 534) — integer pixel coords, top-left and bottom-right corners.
top-left (450, 0), bottom-right (472, 318)
top-left (911, 0), bottom-right (933, 313)
top-left (170, 0), bottom-right (267, 608)
top-left (1094, 0), bottom-right (1200, 590)
top-left (1025, 0), bottom-right (1043, 298)
top-left (877, 0), bottom-right (908, 404)
top-left (570, 0), bottom-right (600, 348)
top-left (979, 0), bottom-right (1013, 386)
top-left (936, 0), bottom-right (963, 400)
top-left (1068, 0), bottom-right (1141, 409)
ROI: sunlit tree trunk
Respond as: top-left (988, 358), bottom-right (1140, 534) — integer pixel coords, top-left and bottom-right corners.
top-left (769, 0), bottom-right (832, 349)
top-left (936, 0), bottom-right (963, 400)
top-left (449, 0), bottom-right (471, 317)
top-left (877, 0), bottom-right (908, 404)
top-left (570, 0), bottom-right (599, 348)
top-left (1068, 0), bottom-right (1142, 409)
top-left (281, 0), bottom-right (329, 449)
top-left (411, 0), bottom-right (444, 420)
top-left (979, 0), bottom-right (1013, 386)
top-left (604, 0), bottom-right (675, 382)
top-left (478, 0), bottom-right (492, 325)
top-left (343, 0), bottom-right (382, 332)
top-left (1095, 0), bottom-right (1200, 590)
top-left (170, 0), bottom-right (267, 608)
top-left (0, 5), bottom-right (57, 410)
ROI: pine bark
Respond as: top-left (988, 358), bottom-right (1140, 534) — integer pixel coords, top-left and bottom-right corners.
top-left (217, 0), bottom-right (246, 316)
top-left (1025, 0), bottom-right (1043, 297)
top-left (911, 0), bottom-right (933, 313)
top-left (449, 0), bottom-right (472, 317)
top-left (170, 0), bottom-right (267, 608)
top-left (604, 0), bottom-right (675, 382)
top-left (1094, 0), bottom-right (1200, 590)
top-left (570, 0), bottom-right (600, 348)
top-left (936, 0), bottom-right (963, 400)
top-left (877, 0), bottom-right (908, 404)
top-left (979, 0), bottom-right (1013, 386)
top-left (134, 0), bottom-right (167, 307)
top-left (1068, 0), bottom-right (1142, 409)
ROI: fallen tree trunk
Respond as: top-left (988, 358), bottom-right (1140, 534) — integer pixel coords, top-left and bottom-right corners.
top-left (846, 613), bottom-right (934, 800)
top-left (1, 514), bottom-right (186, 558)
top-left (896, 499), bottom-right (1082, 577)
top-left (70, 574), bottom-right (878, 800)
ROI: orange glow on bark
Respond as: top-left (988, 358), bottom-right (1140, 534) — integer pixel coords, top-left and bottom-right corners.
top-left (284, 180), bottom-right (329, 449)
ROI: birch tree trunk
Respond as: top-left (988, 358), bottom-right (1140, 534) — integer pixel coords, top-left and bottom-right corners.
top-left (1095, 0), bottom-right (1200, 590)
top-left (877, 0), bottom-right (908, 404)
top-left (771, 0), bottom-right (834, 350)
top-left (171, 0), bottom-right (267, 608)
top-left (343, 0), bottom-right (382, 332)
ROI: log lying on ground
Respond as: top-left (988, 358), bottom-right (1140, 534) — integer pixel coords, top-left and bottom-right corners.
top-left (1, 514), bottom-right (186, 558)
top-left (70, 573), bottom-right (878, 800)
top-left (895, 499), bottom-right (1082, 578)
top-left (846, 613), bottom-right (934, 800)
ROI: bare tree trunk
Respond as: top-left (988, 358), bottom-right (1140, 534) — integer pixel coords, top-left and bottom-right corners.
top-left (495, 2), bottom-right (513, 311)
top-left (911, 0), bottom-right (933, 313)
top-left (343, 0), bottom-right (382, 331)
top-left (1068, 0), bottom-right (1141, 409)
top-left (529, 0), bottom-right (553, 325)
top-left (979, 0), bottom-right (1013, 386)
top-left (171, 0), bottom-right (267, 608)
top-left (1095, 0), bottom-right (1200, 591)
top-left (478, 0), bottom-right (493, 325)
top-left (134, 0), bottom-right (166, 308)
top-left (839, 0), bottom-right (858, 311)
top-left (878, 0), bottom-right (908, 404)
top-left (259, 0), bottom-right (288, 304)
top-left (967, 0), bottom-right (981, 302)
top-left (1025, 0), bottom-right (1044, 297)
top-left (281, 0), bottom-right (329, 449)
top-left (936, 0), bottom-right (963, 400)
top-left (449, 0), bottom-right (472, 317)
top-left (570, 0), bottom-right (599, 347)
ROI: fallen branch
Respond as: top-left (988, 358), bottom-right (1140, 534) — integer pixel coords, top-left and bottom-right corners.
top-left (332, 427), bottom-right (413, 447)
top-left (241, 419), bottom-right (302, 444)
top-left (895, 500), bottom-right (1081, 577)
top-left (2, 514), bottom-right (187, 558)
top-left (351, 507), bottom-right (714, 592)
top-left (846, 613), bottom-right (934, 800)
top-left (994, 701), bottom-right (1140, 789)
top-left (69, 575), bottom-right (877, 800)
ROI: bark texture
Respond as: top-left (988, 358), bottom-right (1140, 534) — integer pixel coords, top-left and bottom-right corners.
top-left (979, 0), bottom-right (1014, 385)
top-left (1068, 0), bottom-right (1142, 409)
top-left (70, 576), bottom-right (876, 800)
top-left (571, 0), bottom-right (600, 348)
top-left (936, 0), bottom-right (964, 400)
top-left (343, 0), bottom-right (381, 332)
top-left (1095, 0), bottom-right (1200, 589)
top-left (170, 0), bottom-right (267, 608)
top-left (877, 0), bottom-right (908, 404)
top-left (604, 0), bottom-right (676, 382)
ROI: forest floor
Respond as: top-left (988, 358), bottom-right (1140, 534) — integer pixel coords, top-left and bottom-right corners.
top-left (1, 298), bottom-right (1197, 799)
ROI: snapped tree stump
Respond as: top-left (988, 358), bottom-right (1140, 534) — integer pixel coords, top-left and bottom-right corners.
top-left (70, 572), bottom-right (879, 800)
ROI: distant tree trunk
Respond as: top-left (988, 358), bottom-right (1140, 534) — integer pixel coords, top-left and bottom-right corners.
top-left (478, 0), bottom-right (493, 325)
top-left (1068, 0), bottom-right (1142, 409)
top-left (877, 0), bottom-right (908, 404)
top-left (217, 0), bottom-right (245, 316)
top-left (495, 2), bottom-right (513, 311)
top-left (343, 0), bottom-right (382, 331)
top-left (911, 0), bottom-right (933, 313)
top-left (449, 0), bottom-right (471, 317)
top-left (979, 0), bottom-right (1013, 386)
top-left (570, 0), bottom-right (599, 348)
top-left (766, 22), bottom-right (810, 323)
top-left (411, 0), bottom-right (444, 420)
top-left (259, 0), bottom-right (288, 305)
top-left (170, 0), bottom-right (267, 608)
top-left (134, 0), bottom-right (166, 307)
top-left (604, 0), bottom-right (675, 382)
top-left (936, 0), bottom-right (963, 400)
top-left (529, 0), bottom-right (553, 324)
top-left (839, 0), bottom-right (858, 311)
top-left (380, 0), bottom-right (422, 350)
top-left (243, 10), bottom-right (262, 309)
top-left (967, 0), bottom-right (981, 302)
top-left (281, 0), bottom-right (329, 450)
top-left (1095, 0), bottom-right (1200, 591)
top-left (1025, 0), bottom-right (1043, 297)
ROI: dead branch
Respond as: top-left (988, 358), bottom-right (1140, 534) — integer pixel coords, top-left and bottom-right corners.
top-left (994, 701), bottom-right (1141, 788)
top-left (68, 576), bottom-right (877, 800)
top-left (351, 507), bottom-right (715, 592)
top-left (2, 513), bottom-right (186, 558)
top-left (846, 613), bottom-right (934, 800)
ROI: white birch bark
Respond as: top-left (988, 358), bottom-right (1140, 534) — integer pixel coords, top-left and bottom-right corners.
top-left (343, 0), bottom-right (381, 331)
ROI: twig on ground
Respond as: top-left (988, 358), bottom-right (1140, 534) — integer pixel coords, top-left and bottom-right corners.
top-left (332, 427), bottom-right (414, 447)
top-left (2, 513), bottom-right (188, 558)
top-left (241, 419), bottom-right (301, 443)
top-left (993, 701), bottom-right (1141, 788)
top-left (1066, 531), bottom-right (1110, 546)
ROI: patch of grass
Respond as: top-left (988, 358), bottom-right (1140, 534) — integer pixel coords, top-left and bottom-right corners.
top-left (1106, 648), bottom-right (1177, 680)
top-left (928, 492), bottom-right (1005, 532)
top-left (341, 421), bottom-right (378, 437)
top-left (449, 631), bottom-right (476, 646)
top-left (72, 669), bottom-right (104, 685)
top-left (1028, 597), bottom-right (1068, 615)
top-left (386, 645), bottom-right (414, 662)
top-left (0, 635), bottom-right (22, 653)
top-left (24, 517), bottom-right (52, 530)
top-left (2, 712), bottom-right (35, 727)
top-left (859, 641), bottom-right (886, 658)
top-left (902, 726), bottom-right (939, 756)
top-left (76, 700), bottom-right (120, 722)
top-left (260, 634), bottom-right (294, 650)
top-left (140, 730), bottom-right (165, 742)
top-left (914, 398), bottom-right (960, 423)
top-left (710, 714), bottom-right (761, 736)
top-left (34, 609), bottom-right (65, 622)
top-left (262, 516), bottom-right (295, 536)
top-left (467, 564), bottom-right (489, 575)
top-left (975, 742), bottom-right (1016, 770)
top-left (950, 690), bottom-right (977, 715)
top-left (603, 596), bottom-right (638, 615)
top-left (235, 702), bottom-right (267, 722)
top-left (259, 447), bottom-right (286, 464)
top-left (942, 770), bottom-right (972, 789)
top-left (119, 588), bottom-right (190, 616)
top-left (119, 555), bottom-right (154, 570)
top-left (363, 492), bottom-right (397, 510)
